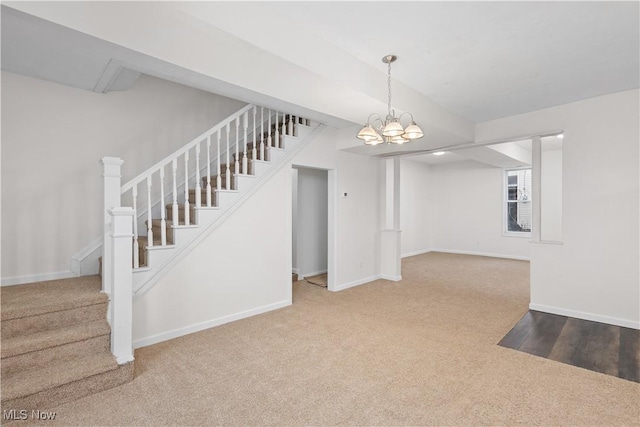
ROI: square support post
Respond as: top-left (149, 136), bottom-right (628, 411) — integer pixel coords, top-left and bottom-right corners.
top-left (108, 207), bottom-right (134, 364)
top-left (380, 158), bottom-right (402, 281)
top-left (100, 157), bottom-right (124, 297)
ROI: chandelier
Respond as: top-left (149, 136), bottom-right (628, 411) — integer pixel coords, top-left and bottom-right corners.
top-left (357, 55), bottom-right (424, 145)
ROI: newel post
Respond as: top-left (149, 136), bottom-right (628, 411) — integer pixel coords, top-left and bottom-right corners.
top-left (100, 157), bottom-right (124, 297)
top-left (108, 207), bottom-right (135, 364)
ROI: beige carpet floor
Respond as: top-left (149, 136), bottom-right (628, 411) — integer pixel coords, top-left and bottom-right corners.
top-left (17, 253), bottom-right (640, 425)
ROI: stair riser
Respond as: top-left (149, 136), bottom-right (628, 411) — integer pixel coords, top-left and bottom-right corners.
top-left (1, 303), bottom-right (108, 339)
top-left (1, 335), bottom-right (110, 377)
top-left (1, 362), bottom-right (133, 412)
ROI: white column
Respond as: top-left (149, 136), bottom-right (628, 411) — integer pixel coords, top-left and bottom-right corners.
top-left (108, 207), bottom-right (134, 365)
top-left (100, 157), bottom-right (124, 296)
top-left (531, 136), bottom-right (542, 243)
top-left (380, 158), bottom-right (402, 281)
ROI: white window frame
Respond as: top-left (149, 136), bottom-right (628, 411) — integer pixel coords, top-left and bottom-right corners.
top-left (503, 167), bottom-right (532, 238)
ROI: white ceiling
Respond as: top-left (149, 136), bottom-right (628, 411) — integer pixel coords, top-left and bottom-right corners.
top-left (1, 1), bottom-right (637, 163)
top-left (175, 1), bottom-right (639, 122)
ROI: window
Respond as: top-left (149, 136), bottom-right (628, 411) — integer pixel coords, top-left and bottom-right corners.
top-left (505, 168), bottom-right (532, 235)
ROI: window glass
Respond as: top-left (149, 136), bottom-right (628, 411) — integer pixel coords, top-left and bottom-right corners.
top-left (506, 169), bottom-right (532, 233)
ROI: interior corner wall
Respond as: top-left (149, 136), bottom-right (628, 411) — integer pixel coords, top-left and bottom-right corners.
top-left (475, 89), bottom-right (640, 329)
top-left (429, 160), bottom-right (531, 260)
top-left (1, 71), bottom-right (245, 283)
top-left (293, 126), bottom-right (382, 289)
top-left (295, 167), bottom-right (328, 278)
top-left (399, 159), bottom-right (433, 257)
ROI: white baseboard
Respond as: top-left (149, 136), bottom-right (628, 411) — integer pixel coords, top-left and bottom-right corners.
top-left (332, 275), bottom-right (381, 292)
top-left (300, 269), bottom-right (327, 279)
top-left (401, 249), bottom-right (432, 258)
top-left (529, 303), bottom-right (640, 330)
top-left (292, 268), bottom-right (300, 275)
top-left (133, 299), bottom-right (292, 348)
top-left (380, 274), bottom-right (402, 281)
top-left (1, 270), bottom-right (77, 286)
top-left (431, 248), bottom-right (530, 261)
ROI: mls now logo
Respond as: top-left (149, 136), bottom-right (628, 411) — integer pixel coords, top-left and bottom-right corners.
top-left (3, 409), bottom-right (56, 421)
top-left (3, 409), bottom-right (28, 420)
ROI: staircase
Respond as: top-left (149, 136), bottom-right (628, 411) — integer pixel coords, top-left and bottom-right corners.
top-left (0, 275), bottom-right (133, 413)
top-left (0, 104), bottom-right (320, 414)
top-left (115, 105), bottom-right (322, 296)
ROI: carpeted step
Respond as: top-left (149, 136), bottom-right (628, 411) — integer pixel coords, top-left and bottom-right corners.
top-left (0, 275), bottom-right (134, 411)
top-left (1, 276), bottom-right (107, 339)
top-left (188, 188), bottom-right (218, 207)
top-left (202, 174), bottom-right (236, 190)
top-left (137, 236), bottom-right (149, 267)
top-left (1, 352), bottom-right (133, 412)
top-left (220, 160), bottom-right (254, 175)
top-left (1, 320), bottom-right (111, 376)
top-left (234, 147), bottom-right (269, 162)
top-left (144, 219), bottom-right (175, 245)
top-left (165, 203), bottom-right (197, 225)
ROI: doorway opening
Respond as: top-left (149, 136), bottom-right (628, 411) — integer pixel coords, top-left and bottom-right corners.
top-left (291, 166), bottom-right (334, 290)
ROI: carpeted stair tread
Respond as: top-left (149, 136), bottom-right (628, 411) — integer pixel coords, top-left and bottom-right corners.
top-left (1, 319), bottom-right (110, 359)
top-left (0, 275), bottom-right (106, 321)
top-left (1, 352), bottom-right (119, 401)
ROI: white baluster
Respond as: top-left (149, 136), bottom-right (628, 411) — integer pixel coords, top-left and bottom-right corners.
top-left (172, 159), bottom-right (178, 226)
top-left (225, 123), bottom-right (231, 190)
top-left (293, 115), bottom-right (298, 137)
top-left (267, 108), bottom-right (272, 149)
top-left (275, 111), bottom-right (280, 151)
top-left (132, 187), bottom-right (139, 268)
top-left (242, 112), bottom-right (248, 175)
top-left (252, 106), bottom-right (257, 162)
top-left (287, 114), bottom-right (293, 136)
top-left (195, 144), bottom-right (201, 209)
top-left (206, 135), bottom-right (212, 207)
top-left (146, 177), bottom-right (153, 248)
top-left (184, 151), bottom-right (190, 226)
top-left (159, 167), bottom-right (167, 246)
top-left (216, 131), bottom-right (222, 191)
top-left (235, 117), bottom-right (240, 174)
top-left (260, 107), bottom-right (265, 162)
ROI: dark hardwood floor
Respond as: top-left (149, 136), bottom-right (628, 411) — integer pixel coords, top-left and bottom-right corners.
top-left (499, 310), bottom-right (640, 383)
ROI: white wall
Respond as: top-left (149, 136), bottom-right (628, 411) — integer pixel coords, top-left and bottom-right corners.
top-left (429, 160), bottom-right (531, 260)
top-left (540, 146), bottom-right (563, 242)
top-left (133, 166), bottom-right (293, 347)
top-left (293, 126), bottom-right (382, 290)
top-left (476, 89), bottom-right (640, 329)
top-left (294, 167), bottom-right (328, 277)
top-left (1, 71), bottom-right (245, 284)
top-left (133, 125), bottom-right (385, 345)
top-left (400, 159), bottom-right (434, 257)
